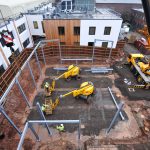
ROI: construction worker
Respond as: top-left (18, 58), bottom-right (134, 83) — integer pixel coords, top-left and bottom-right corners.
top-left (44, 82), bottom-right (50, 93)
top-left (56, 124), bottom-right (65, 132)
top-left (42, 104), bottom-right (49, 112)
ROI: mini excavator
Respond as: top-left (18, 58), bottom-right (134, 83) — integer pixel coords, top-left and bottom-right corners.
top-left (42, 81), bottom-right (95, 115)
top-left (44, 64), bottom-right (81, 96)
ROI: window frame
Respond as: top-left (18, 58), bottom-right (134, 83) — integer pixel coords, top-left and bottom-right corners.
top-left (17, 23), bottom-right (26, 34)
top-left (23, 38), bottom-right (30, 48)
top-left (104, 27), bottom-right (111, 35)
top-left (58, 26), bottom-right (65, 35)
top-left (74, 26), bottom-right (80, 35)
top-left (102, 42), bottom-right (108, 48)
top-left (89, 27), bottom-right (96, 35)
top-left (33, 21), bottom-right (38, 29)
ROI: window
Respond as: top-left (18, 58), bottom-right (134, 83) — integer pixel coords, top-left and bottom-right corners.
top-left (58, 27), bottom-right (65, 35)
top-left (33, 21), bottom-right (38, 29)
top-left (74, 27), bottom-right (80, 35)
top-left (104, 27), bottom-right (111, 35)
top-left (60, 42), bottom-right (66, 45)
top-left (8, 49), bottom-right (20, 64)
top-left (88, 42), bottom-right (94, 46)
top-left (42, 21), bottom-right (45, 33)
top-left (74, 42), bottom-right (80, 46)
top-left (102, 42), bottom-right (108, 48)
top-left (0, 65), bottom-right (5, 76)
top-left (17, 23), bottom-right (26, 34)
top-left (23, 38), bottom-right (30, 48)
top-left (89, 27), bottom-right (96, 35)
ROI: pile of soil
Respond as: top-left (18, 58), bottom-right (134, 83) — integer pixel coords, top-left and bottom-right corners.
top-left (38, 139), bottom-right (77, 150)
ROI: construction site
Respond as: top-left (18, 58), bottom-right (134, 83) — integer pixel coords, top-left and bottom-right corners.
top-left (0, 0), bottom-right (150, 150)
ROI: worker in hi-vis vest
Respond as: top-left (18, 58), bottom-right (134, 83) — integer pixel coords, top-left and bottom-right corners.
top-left (56, 124), bottom-right (65, 132)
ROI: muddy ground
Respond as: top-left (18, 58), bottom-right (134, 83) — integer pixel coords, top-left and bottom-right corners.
top-left (0, 59), bottom-right (44, 150)
top-left (113, 63), bottom-right (150, 100)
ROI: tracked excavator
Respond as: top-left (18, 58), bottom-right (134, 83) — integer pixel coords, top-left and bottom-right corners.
top-left (42, 81), bottom-right (95, 115)
top-left (127, 0), bottom-right (150, 89)
top-left (127, 54), bottom-right (150, 89)
top-left (44, 64), bottom-right (81, 96)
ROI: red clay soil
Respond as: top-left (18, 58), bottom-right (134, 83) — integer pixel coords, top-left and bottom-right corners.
top-left (0, 59), bottom-right (43, 150)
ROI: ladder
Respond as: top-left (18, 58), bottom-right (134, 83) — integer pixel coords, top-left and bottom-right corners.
top-left (45, 98), bottom-right (53, 115)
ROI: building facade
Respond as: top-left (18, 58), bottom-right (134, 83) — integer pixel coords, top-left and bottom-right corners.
top-left (43, 9), bottom-right (122, 48)
top-left (0, 1), bottom-right (123, 74)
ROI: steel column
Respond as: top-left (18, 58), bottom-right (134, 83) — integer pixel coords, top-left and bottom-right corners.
top-left (16, 79), bottom-right (31, 108)
top-left (108, 87), bottom-right (125, 120)
top-left (108, 41), bottom-right (114, 59)
top-left (17, 122), bottom-right (29, 150)
top-left (106, 102), bottom-right (124, 134)
top-left (28, 123), bottom-right (40, 141)
top-left (58, 40), bottom-right (62, 64)
top-left (35, 50), bottom-right (42, 75)
top-left (0, 106), bottom-right (22, 136)
top-left (27, 62), bottom-right (37, 89)
top-left (36, 102), bottom-right (52, 135)
top-left (41, 45), bottom-right (46, 65)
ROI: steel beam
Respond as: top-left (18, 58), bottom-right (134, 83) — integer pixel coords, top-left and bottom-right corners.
top-left (28, 123), bottom-right (40, 141)
top-left (17, 122), bottom-right (29, 150)
top-left (36, 102), bottom-right (51, 135)
top-left (108, 87), bottom-right (125, 120)
top-left (41, 45), bottom-right (46, 65)
top-left (16, 79), bottom-right (31, 108)
top-left (27, 62), bottom-right (37, 89)
top-left (35, 50), bottom-right (42, 75)
top-left (106, 102), bottom-right (124, 134)
top-left (28, 120), bottom-right (80, 124)
top-left (0, 106), bottom-right (22, 136)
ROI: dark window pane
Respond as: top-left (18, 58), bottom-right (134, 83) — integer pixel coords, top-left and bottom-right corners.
top-left (102, 42), bottom-right (108, 48)
top-left (17, 23), bottom-right (26, 34)
top-left (58, 27), bottom-right (65, 35)
top-left (88, 42), bottom-right (94, 46)
top-left (23, 38), bottom-right (30, 48)
top-left (60, 42), bottom-right (65, 45)
top-left (74, 42), bottom-right (80, 46)
top-left (104, 27), bottom-right (111, 35)
top-left (74, 27), bottom-right (80, 35)
top-left (0, 65), bottom-right (5, 76)
top-left (89, 27), bottom-right (96, 35)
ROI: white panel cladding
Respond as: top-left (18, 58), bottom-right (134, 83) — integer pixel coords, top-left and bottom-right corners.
top-left (14, 16), bottom-right (33, 48)
top-left (0, 52), bottom-right (8, 69)
top-left (80, 19), bottom-right (122, 48)
top-left (25, 14), bottom-right (45, 36)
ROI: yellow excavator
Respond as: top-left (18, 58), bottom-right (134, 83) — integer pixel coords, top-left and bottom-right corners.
top-left (44, 64), bottom-right (81, 96)
top-left (127, 54), bottom-right (150, 88)
top-left (42, 81), bottom-right (95, 115)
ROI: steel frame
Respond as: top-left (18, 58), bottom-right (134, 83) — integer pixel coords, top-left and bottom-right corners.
top-left (17, 120), bottom-right (80, 150)
top-left (93, 39), bottom-right (114, 62)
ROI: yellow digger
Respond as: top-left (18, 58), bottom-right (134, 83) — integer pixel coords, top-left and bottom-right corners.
top-left (44, 64), bottom-right (81, 96)
top-left (42, 81), bottom-right (95, 115)
top-left (127, 54), bottom-right (150, 88)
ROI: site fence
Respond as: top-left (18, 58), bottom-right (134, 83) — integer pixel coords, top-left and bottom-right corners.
top-left (0, 40), bottom-right (125, 97)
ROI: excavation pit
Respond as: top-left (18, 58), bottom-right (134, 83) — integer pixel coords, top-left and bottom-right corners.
top-left (28, 87), bottom-right (127, 136)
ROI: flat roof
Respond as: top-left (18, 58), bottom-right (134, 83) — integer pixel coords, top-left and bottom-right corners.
top-left (43, 8), bottom-right (122, 20)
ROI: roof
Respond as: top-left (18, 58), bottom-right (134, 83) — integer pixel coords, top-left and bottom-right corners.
top-left (43, 8), bottom-right (122, 20)
top-left (96, 0), bottom-right (141, 4)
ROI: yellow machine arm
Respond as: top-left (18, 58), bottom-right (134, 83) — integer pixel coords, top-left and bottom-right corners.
top-left (60, 82), bottom-right (94, 99)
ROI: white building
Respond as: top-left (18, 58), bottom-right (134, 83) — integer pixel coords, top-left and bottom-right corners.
top-left (0, 1), bottom-right (123, 74)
